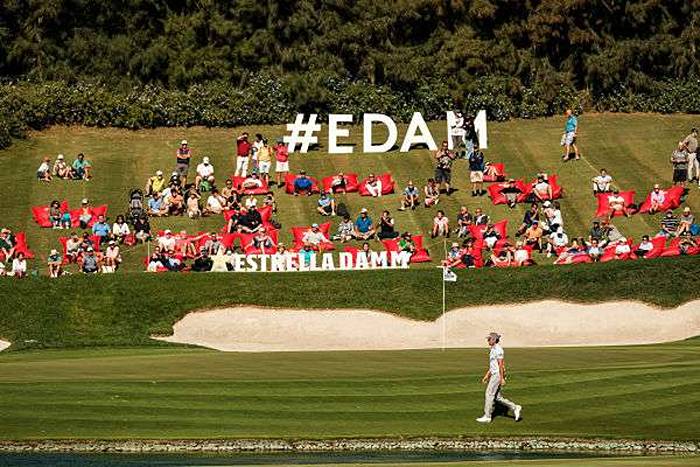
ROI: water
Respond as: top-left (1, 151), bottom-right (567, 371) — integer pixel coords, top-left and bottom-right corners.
top-left (0, 450), bottom-right (631, 466)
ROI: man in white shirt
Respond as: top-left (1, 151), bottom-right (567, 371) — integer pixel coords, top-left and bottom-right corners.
top-left (592, 169), bottom-right (612, 194)
top-left (476, 332), bottom-right (522, 423)
top-left (365, 174), bottom-right (383, 197)
top-left (158, 230), bottom-right (176, 252)
top-left (195, 157), bottom-right (215, 189)
top-left (301, 223), bottom-right (329, 247)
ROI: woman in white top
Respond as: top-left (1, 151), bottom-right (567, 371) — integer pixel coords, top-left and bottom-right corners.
top-left (111, 215), bottom-right (131, 242)
top-left (11, 253), bottom-right (27, 278)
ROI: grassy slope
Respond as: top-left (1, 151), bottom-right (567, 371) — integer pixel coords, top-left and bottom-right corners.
top-left (0, 340), bottom-right (698, 441)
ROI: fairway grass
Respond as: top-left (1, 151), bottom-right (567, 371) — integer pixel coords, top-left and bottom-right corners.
top-left (0, 340), bottom-right (699, 441)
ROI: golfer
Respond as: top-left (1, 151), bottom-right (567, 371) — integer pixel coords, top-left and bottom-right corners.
top-left (476, 332), bottom-right (522, 423)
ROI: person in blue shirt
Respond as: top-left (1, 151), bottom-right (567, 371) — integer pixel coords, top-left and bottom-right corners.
top-left (561, 109), bottom-right (580, 161)
top-left (147, 192), bottom-right (167, 216)
top-left (354, 208), bottom-right (375, 240)
top-left (468, 147), bottom-right (486, 197)
top-left (293, 170), bottom-right (314, 196)
top-left (399, 180), bottom-right (420, 210)
top-left (91, 215), bottom-right (111, 245)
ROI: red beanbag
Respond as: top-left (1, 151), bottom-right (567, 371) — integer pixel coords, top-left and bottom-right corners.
top-left (322, 173), bottom-right (360, 193)
top-left (285, 174), bottom-right (320, 195)
top-left (290, 222), bottom-right (334, 251)
top-left (241, 230), bottom-right (280, 254)
top-left (230, 176), bottom-right (270, 195)
top-left (600, 238), bottom-right (634, 263)
top-left (483, 163), bottom-right (506, 182)
top-left (633, 236), bottom-right (666, 259)
top-left (381, 235), bottom-right (431, 263)
top-left (526, 174), bottom-right (563, 202)
top-left (13, 232), bottom-right (34, 259)
top-left (468, 220), bottom-right (508, 241)
top-left (31, 201), bottom-right (69, 228)
top-left (595, 191), bottom-right (636, 218)
top-left (638, 186), bottom-right (685, 214)
top-left (554, 252), bottom-right (593, 265)
top-left (359, 173), bottom-right (396, 196)
top-left (659, 237), bottom-right (682, 257)
top-left (69, 205), bottom-right (108, 228)
top-left (487, 180), bottom-right (529, 205)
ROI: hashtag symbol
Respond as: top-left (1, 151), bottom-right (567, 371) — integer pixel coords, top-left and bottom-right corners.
top-left (284, 113), bottom-right (321, 153)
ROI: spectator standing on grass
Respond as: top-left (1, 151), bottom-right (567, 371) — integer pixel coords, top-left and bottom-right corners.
top-left (235, 132), bottom-right (251, 177)
top-left (671, 142), bottom-right (689, 187)
top-left (174, 140), bottom-right (192, 185)
top-left (682, 128), bottom-right (699, 183)
top-left (468, 146), bottom-right (485, 197)
top-left (274, 138), bottom-right (289, 187)
top-left (257, 139), bottom-right (273, 184)
top-left (561, 109), bottom-right (580, 161)
top-left (592, 169), bottom-right (612, 194)
top-left (434, 140), bottom-right (456, 195)
top-left (476, 332), bottom-right (522, 424)
top-left (72, 153), bottom-right (92, 180)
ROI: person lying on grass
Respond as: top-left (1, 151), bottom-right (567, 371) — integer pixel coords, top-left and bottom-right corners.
top-left (592, 168), bottom-right (613, 195)
top-left (301, 223), bottom-right (330, 249)
top-left (354, 208), bottom-right (375, 240)
top-left (500, 179), bottom-right (522, 208)
top-left (516, 203), bottom-right (540, 236)
top-left (71, 153), bottom-right (92, 181)
top-left (659, 210), bottom-right (679, 237)
top-left (111, 215), bottom-right (130, 244)
top-left (378, 210), bottom-right (398, 240)
top-left (399, 180), bottom-right (420, 210)
top-left (365, 173), bottom-right (383, 197)
top-left (333, 215), bottom-right (355, 242)
top-left (423, 178), bottom-right (440, 207)
top-left (52, 154), bottom-right (71, 179)
top-left (432, 210), bottom-right (449, 238)
top-left (37, 156), bottom-right (52, 182)
top-left (293, 170), bottom-right (314, 196)
top-left (47, 249), bottom-right (63, 278)
top-left (317, 191), bottom-right (336, 216)
top-left (648, 184), bottom-right (667, 215)
top-left (677, 206), bottom-right (695, 237)
top-left (456, 206), bottom-right (473, 238)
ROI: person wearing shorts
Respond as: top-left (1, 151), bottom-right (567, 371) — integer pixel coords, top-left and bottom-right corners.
top-left (274, 139), bottom-right (289, 187)
top-left (671, 142), bottom-right (689, 187)
top-left (469, 147), bottom-right (485, 197)
top-left (175, 140), bottom-right (192, 184)
top-left (235, 132), bottom-right (251, 177)
top-left (561, 109), bottom-right (579, 161)
top-left (434, 140), bottom-right (455, 195)
top-left (257, 139), bottom-right (273, 183)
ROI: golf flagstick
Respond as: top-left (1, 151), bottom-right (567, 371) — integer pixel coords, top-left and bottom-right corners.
top-left (442, 238), bottom-right (447, 351)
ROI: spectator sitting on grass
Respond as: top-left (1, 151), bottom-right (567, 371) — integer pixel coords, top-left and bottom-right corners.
top-left (186, 191), bottom-right (202, 219)
top-left (299, 243), bottom-right (315, 266)
top-left (158, 230), bottom-right (176, 251)
top-left (432, 210), bottom-right (449, 238)
top-left (677, 207), bottom-right (695, 237)
top-left (111, 215), bottom-right (130, 244)
top-left (648, 184), bottom-right (666, 215)
top-left (501, 179), bottom-right (522, 208)
top-left (71, 153), bottom-right (92, 180)
top-left (329, 172), bottom-right (347, 193)
top-left (0, 228), bottom-right (15, 261)
top-left (680, 237), bottom-right (699, 255)
top-left (79, 232), bottom-right (95, 253)
top-left (659, 210), bottom-right (679, 237)
top-left (37, 157), bottom-right (52, 182)
top-left (333, 215), bottom-right (355, 242)
top-left (524, 220), bottom-right (543, 252)
top-left (587, 238), bottom-right (602, 262)
top-left (423, 178), bottom-right (440, 207)
top-left (460, 238), bottom-right (478, 268)
top-left (77, 198), bottom-right (93, 229)
top-left (203, 232), bottom-right (222, 256)
top-left (250, 227), bottom-right (275, 251)
top-left (546, 227), bottom-right (568, 257)
top-left (11, 252), bottom-right (27, 278)
top-left (489, 247), bottom-right (512, 268)
top-left (607, 190), bottom-right (630, 218)
top-left (517, 203), bottom-right (539, 236)
top-left (317, 191), bottom-right (336, 216)
top-left (513, 241), bottom-right (534, 266)
top-left (530, 175), bottom-right (552, 203)
top-left (242, 173), bottom-right (263, 190)
top-left (221, 179), bottom-right (235, 199)
top-left (49, 200), bottom-right (62, 229)
top-left (592, 169), bottom-right (613, 195)
top-left (103, 240), bottom-right (121, 271)
top-left (53, 154), bottom-right (71, 179)
top-left (588, 220), bottom-right (606, 247)
top-left (133, 215), bottom-right (151, 243)
top-left (293, 170), bottom-right (314, 196)
top-left (205, 188), bottom-right (226, 215)
top-left (65, 232), bottom-right (81, 263)
top-left (81, 247), bottom-right (99, 274)
top-left (301, 223), bottom-right (329, 249)
top-left (263, 192), bottom-right (277, 213)
top-left (399, 181), bottom-right (420, 211)
top-left (474, 208), bottom-right (489, 225)
top-left (542, 201), bottom-right (564, 234)
top-left (442, 242), bottom-right (462, 267)
top-left (91, 215), bottom-right (111, 245)
top-left (148, 192), bottom-right (167, 217)
top-left (455, 206), bottom-right (473, 238)
top-left (145, 170), bottom-right (166, 196)
top-left (613, 237), bottom-right (631, 259)
top-left (398, 232), bottom-right (416, 255)
top-left (166, 187), bottom-right (185, 216)
top-left (47, 249), bottom-right (63, 278)
top-left (378, 210), bottom-right (398, 240)
top-left (365, 173), bottom-right (383, 197)
top-left (191, 247), bottom-right (213, 272)
top-left (238, 206), bottom-right (263, 234)
top-left (635, 235), bottom-right (654, 258)
top-left (483, 223), bottom-right (501, 250)
top-left (601, 219), bottom-right (623, 244)
top-left (244, 194), bottom-right (257, 209)
top-left (354, 208), bottom-right (375, 240)
top-left (195, 157), bottom-right (215, 191)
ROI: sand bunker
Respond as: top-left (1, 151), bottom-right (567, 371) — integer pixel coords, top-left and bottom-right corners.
top-left (154, 300), bottom-right (700, 351)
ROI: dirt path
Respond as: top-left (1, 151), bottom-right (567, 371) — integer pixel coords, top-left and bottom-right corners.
top-left (154, 300), bottom-right (700, 351)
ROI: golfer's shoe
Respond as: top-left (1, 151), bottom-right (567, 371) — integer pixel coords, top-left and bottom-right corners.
top-left (475, 415), bottom-right (492, 423)
top-left (514, 405), bottom-right (522, 421)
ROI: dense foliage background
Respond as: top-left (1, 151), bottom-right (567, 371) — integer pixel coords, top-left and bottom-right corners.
top-left (1, 0), bottom-right (700, 148)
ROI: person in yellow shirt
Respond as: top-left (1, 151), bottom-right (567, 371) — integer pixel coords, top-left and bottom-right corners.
top-left (256, 139), bottom-right (273, 184)
top-left (146, 170), bottom-right (166, 196)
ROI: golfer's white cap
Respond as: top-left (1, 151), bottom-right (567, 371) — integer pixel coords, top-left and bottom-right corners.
top-left (181, 139), bottom-right (188, 145)
top-left (156, 170), bottom-right (163, 176)
top-left (203, 156), bottom-right (210, 164)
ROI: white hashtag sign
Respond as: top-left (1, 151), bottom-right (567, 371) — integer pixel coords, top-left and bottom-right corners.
top-left (284, 113), bottom-right (321, 153)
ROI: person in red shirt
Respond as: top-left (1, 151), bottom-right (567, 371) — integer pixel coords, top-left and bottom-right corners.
top-left (235, 132), bottom-right (251, 177)
top-left (274, 138), bottom-right (290, 188)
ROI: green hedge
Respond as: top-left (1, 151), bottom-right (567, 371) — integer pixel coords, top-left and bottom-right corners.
top-left (2, 74), bottom-right (700, 151)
